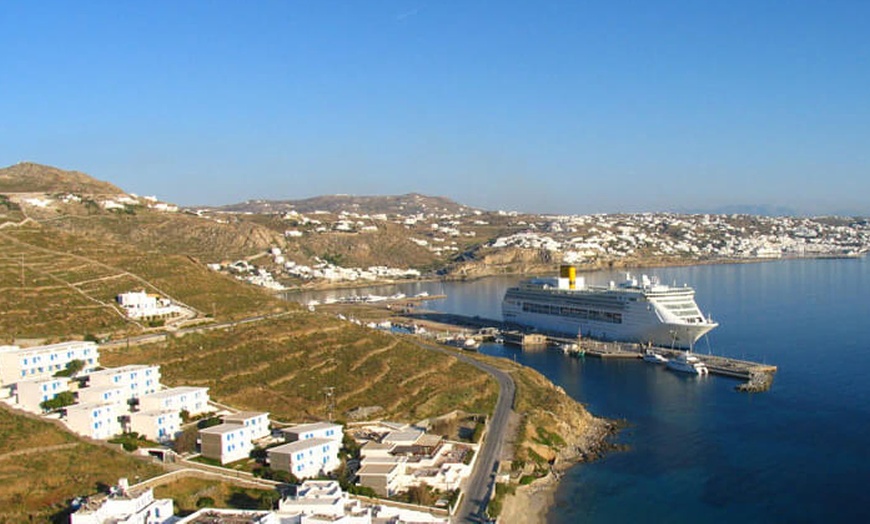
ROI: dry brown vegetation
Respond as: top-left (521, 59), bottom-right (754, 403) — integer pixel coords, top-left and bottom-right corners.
top-left (0, 224), bottom-right (284, 339)
top-left (152, 477), bottom-right (277, 514)
top-left (0, 405), bottom-right (163, 523)
top-left (101, 314), bottom-right (499, 422)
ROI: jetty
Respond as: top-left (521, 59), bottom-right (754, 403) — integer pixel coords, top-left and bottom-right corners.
top-left (397, 311), bottom-right (777, 390)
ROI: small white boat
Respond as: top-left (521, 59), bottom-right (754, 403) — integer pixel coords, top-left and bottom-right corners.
top-left (560, 342), bottom-right (579, 354)
top-left (666, 352), bottom-right (709, 375)
top-left (643, 350), bottom-right (668, 364)
top-left (461, 337), bottom-right (480, 351)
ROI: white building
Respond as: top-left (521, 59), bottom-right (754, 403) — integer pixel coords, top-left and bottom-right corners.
top-left (65, 401), bottom-right (124, 440)
top-left (268, 438), bottom-right (341, 479)
top-left (116, 290), bottom-right (182, 320)
top-left (356, 463), bottom-right (403, 497)
top-left (0, 341), bottom-right (99, 387)
top-left (139, 386), bottom-right (210, 416)
top-left (14, 376), bottom-right (69, 412)
top-left (223, 411), bottom-right (271, 440)
top-left (276, 480), bottom-right (371, 522)
top-left (282, 421), bottom-right (343, 443)
top-left (200, 423), bottom-right (254, 464)
top-left (87, 365), bottom-right (160, 402)
top-left (129, 409), bottom-right (181, 443)
top-left (77, 385), bottom-right (127, 405)
top-left (70, 478), bottom-right (174, 524)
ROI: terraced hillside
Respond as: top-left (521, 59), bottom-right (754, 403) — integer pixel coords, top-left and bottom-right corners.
top-left (101, 314), bottom-right (500, 422)
top-left (0, 224), bottom-right (284, 339)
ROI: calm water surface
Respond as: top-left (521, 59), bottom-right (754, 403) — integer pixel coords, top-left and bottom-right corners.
top-left (290, 259), bottom-right (870, 522)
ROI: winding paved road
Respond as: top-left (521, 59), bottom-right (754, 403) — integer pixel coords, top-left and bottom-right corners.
top-left (415, 341), bottom-right (515, 523)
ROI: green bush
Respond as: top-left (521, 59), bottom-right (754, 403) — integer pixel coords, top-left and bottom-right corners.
top-left (196, 496), bottom-right (215, 508)
top-left (40, 391), bottom-right (76, 411)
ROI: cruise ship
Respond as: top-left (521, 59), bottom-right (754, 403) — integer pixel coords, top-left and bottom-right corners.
top-left (502, 266), bottom-right (718, 349)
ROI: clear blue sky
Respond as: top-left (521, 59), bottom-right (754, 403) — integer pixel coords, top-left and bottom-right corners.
top-left (2, 1), bottom-right (868, 215)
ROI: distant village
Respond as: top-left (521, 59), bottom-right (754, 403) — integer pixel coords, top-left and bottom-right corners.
top-left (197, 204), bottom-right (870, 289)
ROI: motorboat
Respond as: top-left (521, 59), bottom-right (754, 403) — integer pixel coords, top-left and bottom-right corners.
top-left (666, 352), bottom-right (709, 375)
top-left (642, 349), bottom-right (668, 364)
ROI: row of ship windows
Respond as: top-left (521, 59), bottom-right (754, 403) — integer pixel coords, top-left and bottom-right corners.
top-left (521, 303), bottom-right (623, 324)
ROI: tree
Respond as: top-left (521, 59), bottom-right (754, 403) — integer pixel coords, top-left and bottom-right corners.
top-left (174, 425), bottom-right (199, 454)
top-left (53, 359), bottom-right (85, 378)
top-left (40, 391), bottom-right (75, 412)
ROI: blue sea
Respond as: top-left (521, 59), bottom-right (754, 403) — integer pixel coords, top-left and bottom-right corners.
top-left (290, 258), bottom-right (870, 522)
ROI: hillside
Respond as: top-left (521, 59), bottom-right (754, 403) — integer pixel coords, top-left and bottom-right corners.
top-left (0, 404), bottom-right (163, 522)
top-left (0, 222), bottom-right (285, 340)
top-left (0, 162), bottom-right (123, 194)
top-left (0, 162), bottom-right (610, 522)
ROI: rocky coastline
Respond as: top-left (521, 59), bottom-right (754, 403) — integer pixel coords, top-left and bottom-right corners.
top-left (498, 417), bottom-right (626, 524)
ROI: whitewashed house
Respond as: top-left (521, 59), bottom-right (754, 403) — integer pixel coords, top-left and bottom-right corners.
top-left (129, 409), bottom-right (181, 443)
top-left (65, 401), bottom-right (124, 440)
top-left (356, 462), bottom-right (403, 497)
top-left (139, 386), bottom-right (210, 416)
top-left (282, 422), bottom-right (343, 443)
top-left (223, 411), bottom-right (271, 440)
top-left (77, 385), bottom-right (127, 405)
top-left (200, 424), bottom-right (254, 464)
top-left (87, 365), bottom-right (160, 402)
top-left (0, 341), bottom-right (99, 387)
top-left (276, 480), bottom-right (371, 522)
top-left (70, 478), bottom-right (174, 524)
top-left (15, 376), bottom-right (69, 412)
top-left (267, 438), bottom-right (341, 479)
top-left (116, 290), bottom-right (182, 320)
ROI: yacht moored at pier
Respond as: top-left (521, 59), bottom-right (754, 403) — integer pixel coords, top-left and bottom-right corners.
top-left (666, 352), bottom-right (710, 375)
top-left (502, 266), bottom-right (718, 349)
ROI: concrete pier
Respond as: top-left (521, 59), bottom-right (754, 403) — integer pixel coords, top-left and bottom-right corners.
top-left (398, 311), bottom-right (777, 388)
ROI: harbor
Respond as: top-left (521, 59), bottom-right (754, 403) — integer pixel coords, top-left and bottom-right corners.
top-left (389, 310), bottom-right (777, 391)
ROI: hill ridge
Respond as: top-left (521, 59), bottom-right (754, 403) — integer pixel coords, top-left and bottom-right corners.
top-left (0, 162), bottom-right (125, 195)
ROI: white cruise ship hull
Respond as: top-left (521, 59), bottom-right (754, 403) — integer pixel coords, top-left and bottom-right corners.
top-left (502, 274), bottom-right (718, 349)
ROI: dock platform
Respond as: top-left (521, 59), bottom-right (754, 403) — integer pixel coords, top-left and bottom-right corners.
top-left (398, 310), bottom-right (777, 388)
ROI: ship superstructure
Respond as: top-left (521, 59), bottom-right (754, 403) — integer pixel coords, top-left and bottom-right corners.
top-left (502, 266), bottom-right (717, 349)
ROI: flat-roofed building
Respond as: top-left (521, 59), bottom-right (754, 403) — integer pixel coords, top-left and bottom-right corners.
top-left (276, 480), bottom-right (371, 521)
top-left (223, 411), bottom-right (270, 440)
top-left (281, 421), bottom-right (343, 443)
top-left (0, 341), bottom-right (99, 387)
top-left (77, 385), bottom-right (127, 405)
top-left (200, 424), bottom-right (253, 464)
top-left (357, 462), bottom-right (403, 497)
top-left (139, 386), bottom-right (209, 416)
top-left (65, 401), bottom-right (124, 440)
top-left (15, 376), bottom-right (69, 412)
top-left (268, 438), bottom-right (340, 479)
top-left (130, 409), bottom-right (181, 443)
top-left (70, 478), bottom-right (174, 524)
top-left (87, 365), bottom-right (160, 402)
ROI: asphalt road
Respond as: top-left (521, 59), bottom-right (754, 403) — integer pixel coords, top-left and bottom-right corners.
top-left (416, 342), bottom-right (516, 523)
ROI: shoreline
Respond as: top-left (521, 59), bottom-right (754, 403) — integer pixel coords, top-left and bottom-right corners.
top-left (497, 417), bottom-right (624, 524)
top-left (275, 256), bottom-right (796, 295)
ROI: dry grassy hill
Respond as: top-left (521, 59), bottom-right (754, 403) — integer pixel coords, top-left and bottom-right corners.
top-left (0, 162), bottom-right (123, 194)
top-left (0, 404), bottom-right (163, 522)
